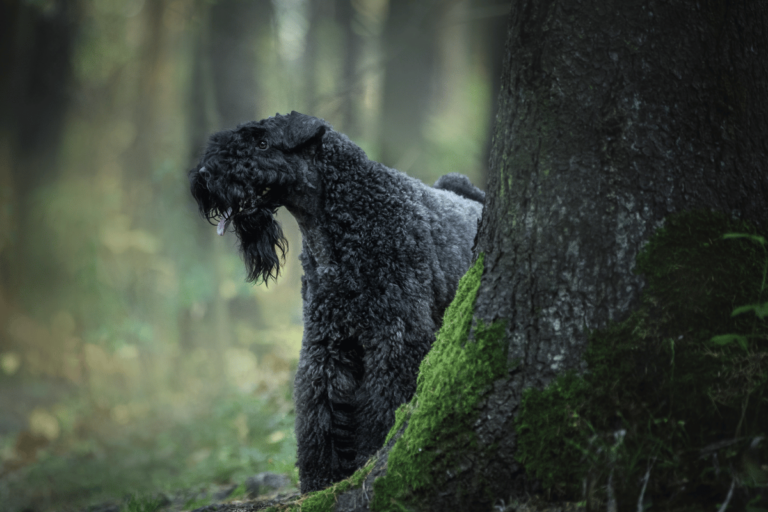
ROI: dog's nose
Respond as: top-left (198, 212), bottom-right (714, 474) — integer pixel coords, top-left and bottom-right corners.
top-left (197, 166), bottom-right (216, 188)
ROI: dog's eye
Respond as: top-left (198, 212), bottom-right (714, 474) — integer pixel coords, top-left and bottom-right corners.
top-left (257, 140), bottom-right (269, 150)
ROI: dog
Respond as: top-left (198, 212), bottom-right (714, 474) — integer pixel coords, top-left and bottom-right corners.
top-left (189, 112), bottom-right (483, 492)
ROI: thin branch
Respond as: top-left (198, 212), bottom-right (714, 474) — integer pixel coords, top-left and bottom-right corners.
top-left (637, 458), bottom-right (654, 512)
top-left (606, 467), bottom-right (617, 512)
top-left (716, 478), bottom-right (736, 512)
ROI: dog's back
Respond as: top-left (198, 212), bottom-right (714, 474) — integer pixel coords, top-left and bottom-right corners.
top-left (434, 172), bottom-right (486, 204)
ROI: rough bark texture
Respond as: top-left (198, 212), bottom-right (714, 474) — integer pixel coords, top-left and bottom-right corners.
top-left (470, 0), bottom-right (768, 502)
top-left (261, 0), bottom-right (768, 510)
top-left (476, 0), bottom-right (768, 386)
top-left (472, 0), bottom-right (768, 504)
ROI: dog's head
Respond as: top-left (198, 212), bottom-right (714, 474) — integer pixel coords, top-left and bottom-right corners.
top-left (189, 111), bottom-right (329, 283)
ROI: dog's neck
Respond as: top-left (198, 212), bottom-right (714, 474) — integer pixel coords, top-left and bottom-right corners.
top-left (283, 155), bottom-right (323, 227)
top-left (284, 132), bottom-right (370, 268)
top-left (283, 157), bottom-right (333, 266)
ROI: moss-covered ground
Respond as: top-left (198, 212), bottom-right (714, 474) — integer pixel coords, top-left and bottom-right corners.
top-left (371, 253), bottom-right (508, 511)
top-left (515, 210), bottom-right (768, 510)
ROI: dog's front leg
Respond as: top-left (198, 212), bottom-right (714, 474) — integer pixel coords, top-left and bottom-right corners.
top-left (353, 334), bottom-right (432, 465)
top-left (294, 337), bottom-right (364, 493)
top-left (294, 343), bottom-right (334, 493)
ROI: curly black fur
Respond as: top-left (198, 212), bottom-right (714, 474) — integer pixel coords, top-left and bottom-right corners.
top-left (189, 112), bottom-right (483, 493)
top-left (434, 172), bottom-right (487, 203)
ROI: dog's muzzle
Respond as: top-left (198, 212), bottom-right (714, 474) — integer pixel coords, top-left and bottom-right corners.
top-left (196, 166), bottom-right (273, 236)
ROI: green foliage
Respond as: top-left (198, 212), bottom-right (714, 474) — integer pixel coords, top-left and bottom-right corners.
top-left (515, 210), bottom-right (768, 509)
top-left (2, 390), bottom-right (296, 511)
top-left (183, 495), bottom-right (212, 510)
top-left (372, 254), bottom-right (510, 510)
top-left (228, 482), bottom-right (248, 500)
top-left (122, 494), bottom-right (164, 512)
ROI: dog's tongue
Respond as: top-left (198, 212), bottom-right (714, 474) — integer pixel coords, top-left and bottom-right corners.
top-left (217, 208), bottom-right (233, 236)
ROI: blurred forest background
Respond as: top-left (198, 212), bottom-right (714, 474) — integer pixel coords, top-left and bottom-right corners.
top-left (0, 0), bottom-right (507, 509)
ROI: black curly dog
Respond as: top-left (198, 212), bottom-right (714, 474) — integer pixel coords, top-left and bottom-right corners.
top-left (189, 112), bottom-right (483, 493)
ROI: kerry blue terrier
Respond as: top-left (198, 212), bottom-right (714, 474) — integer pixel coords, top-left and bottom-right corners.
top-left (189, 112), bottom-right (484, 493)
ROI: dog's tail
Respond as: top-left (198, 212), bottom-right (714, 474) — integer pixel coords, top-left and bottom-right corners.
top-left (433, 173), bottom-right (485, 203)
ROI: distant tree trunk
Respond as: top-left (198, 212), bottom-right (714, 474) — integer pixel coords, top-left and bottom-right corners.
top-left (183, 0), bottom-right (274, 354)
top-left (0, 0), bottom-right (77, 300)
top-left (302, 0), bottom-right (329, 115)
top-left (378, 0), bottom-right (438, 172)
top-left (127, 0), bottom-right (166, 199)
top-left (188, 0), bottom-right (273, 149)
top-left (209, 0), bottom-right (272, 128)
top-left (328, 0), bottom-right (768, 509)
top-left (337, 0), bottom-right (362, 135)
top-left (303, 0), bottom-right (362, 134)
top-left (470, 0), bottom-right (509, 177)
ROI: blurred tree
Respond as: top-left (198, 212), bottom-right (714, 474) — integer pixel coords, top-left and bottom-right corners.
top-left (0, 0), bottom-right (77, 306)
top-left (184, 0), bottom-right (275, 355)
top-left (336, 0), bottom-right (363, 135)
top-left (188, 0), bottom-right (273, 156)
top-left (209, 0), bottom-right (272, 128)
top-left (469, 0), bottom-right (508, 173)
top-left (329, 0), bottom-right (768, 509)
top-left (301, 0), bottom-right (363, 135)
top-left (303, 0), bottom-right (331, 115)
top-left (378, 0), bottom-right (438, 173)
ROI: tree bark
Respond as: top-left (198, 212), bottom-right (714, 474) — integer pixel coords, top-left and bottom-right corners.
top-left (323, 0), bottom-right (768, 510)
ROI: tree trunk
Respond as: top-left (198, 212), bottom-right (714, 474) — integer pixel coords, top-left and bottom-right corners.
top-left (378, 0), bottom-right (438, 172)
top-left (182, 0), bottom-right (274, 358)
top-left (470, 0), bottom-right (510, 179)
top-left (325, 0), bottom-right (768, 510)
top-left (0, 0), bottom-right (77, 300)
top-left (208, 0), bottom-right (271, 128)
top-left (337, 0), bottom-right (362, 136)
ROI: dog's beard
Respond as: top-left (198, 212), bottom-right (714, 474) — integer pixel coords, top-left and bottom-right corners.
top-left (232, 209), bottom-right (288, 284)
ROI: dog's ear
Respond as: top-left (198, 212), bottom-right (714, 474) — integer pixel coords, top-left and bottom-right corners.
top-left (284, 111), bottom-right (328, 150)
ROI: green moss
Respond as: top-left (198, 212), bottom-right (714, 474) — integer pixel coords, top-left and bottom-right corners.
top-left (515, 371), bottom-right (591, 494)
top-left (372, 254), bottom-right (509, 510)
top-left (267, 460), bottom-right (375, 512)
top-left (515, 210), bottom-right (768, 508)
top-left (384, 401), bottom-right (414, 446)
top-left (298, 480), bottom-right (352, 511)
